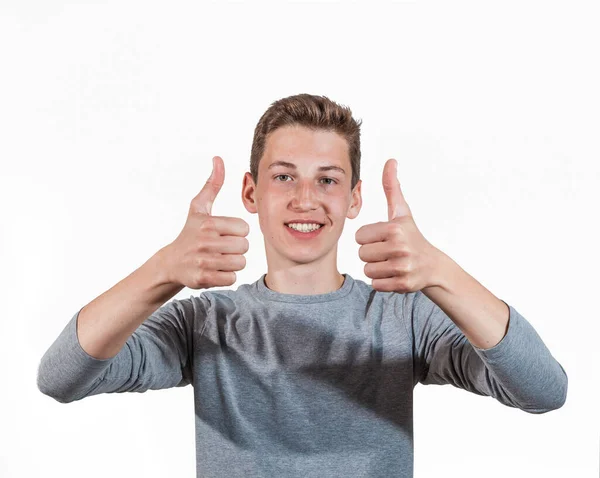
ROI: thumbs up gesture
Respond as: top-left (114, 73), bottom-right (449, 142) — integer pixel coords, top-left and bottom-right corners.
top-left (355, 159), bottom-right (443, 293)
top-left (162, 156), bottom-right (250, 289)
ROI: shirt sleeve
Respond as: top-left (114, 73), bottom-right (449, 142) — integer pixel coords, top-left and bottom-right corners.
top-left (37, 295), bottom-right (205, 403)
top-left (403, 290), bottom-right (568, 414)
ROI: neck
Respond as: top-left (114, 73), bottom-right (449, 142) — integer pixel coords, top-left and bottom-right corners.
top-left (264, 268), bottom-right (345, 295)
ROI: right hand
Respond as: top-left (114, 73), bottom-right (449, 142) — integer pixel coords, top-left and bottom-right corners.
top-left (161, 156), bottom-right (250, 289)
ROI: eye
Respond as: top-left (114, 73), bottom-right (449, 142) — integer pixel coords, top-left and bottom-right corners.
top-left (320, 177), bottom-right (337, 185)
top-left (274, 174), bottom-right (337, 185)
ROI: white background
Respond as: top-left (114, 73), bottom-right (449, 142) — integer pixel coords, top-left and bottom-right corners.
top-left (1, 1), bottom-right (598, 477)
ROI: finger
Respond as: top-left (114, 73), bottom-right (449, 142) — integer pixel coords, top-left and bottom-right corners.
top-left (204, 270), bottom-right (237, 287)
top-left (212, 253), bottom-right (247, 272)
top-left (358, 242), bottom-right (393, 263)
top-left (355, 222), bottom-right (389, 245)
top-left (213, 235), bottom-right (250, 255)
top-left (382, 158), bottom-right (412, 221)
top-left (210, 216), bottom-right (250, 237)
top-left (371, 277), bottom-right (401, 293)
top-left (191, 156), bottom-right (225, 216)
top-left (364, 259), bottom-right (401, 280)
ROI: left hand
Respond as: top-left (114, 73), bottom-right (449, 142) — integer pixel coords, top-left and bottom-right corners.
top-left (355, 159), bottom-right (444, 293)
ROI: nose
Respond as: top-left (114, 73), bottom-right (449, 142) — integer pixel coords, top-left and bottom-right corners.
top-left (289, 179), bottom-right (320, 211)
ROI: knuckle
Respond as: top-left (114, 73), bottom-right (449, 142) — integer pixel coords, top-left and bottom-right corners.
top-left (197, 241), bottom-right (210, 253)
top-left (397, 244), bottom-right (410, 257)
top-left (200, 239), bottom-right (218, 254)
top-left (392, 258), bottom-right (405, 273)
top-left (397, 278), bottom-right (412, 292)
top-left (390, 222), bottom-right (403, 236)
top-left (194, 269), bottom-right (206, 286)
top-left (199, 218), bottom-right (216, 232)
top-left (196, 255), bottom-right (210, 270)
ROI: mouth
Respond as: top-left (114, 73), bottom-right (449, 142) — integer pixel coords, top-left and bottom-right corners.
top-left (284, 222), bottom-right (325, 238)
top-left (284, 222), bottom-right (325, 227)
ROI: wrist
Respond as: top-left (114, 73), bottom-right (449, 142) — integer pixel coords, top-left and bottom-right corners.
top-left (150, 246), bottom-right (178, 287)
top-left (426, 247), bottom-right (457, 293)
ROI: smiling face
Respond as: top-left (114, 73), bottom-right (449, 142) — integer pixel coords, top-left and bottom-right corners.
top-left (242, 124), bottom-right (362, 270)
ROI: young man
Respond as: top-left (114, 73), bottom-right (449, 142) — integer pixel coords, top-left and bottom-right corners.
top-left (38, 94), bottom-right (568, 478)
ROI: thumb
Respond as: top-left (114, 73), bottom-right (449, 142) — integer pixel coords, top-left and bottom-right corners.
top-left (192, 156), bottom-right (225, 215)
top-left (382, 158), bottom-right (412, 221)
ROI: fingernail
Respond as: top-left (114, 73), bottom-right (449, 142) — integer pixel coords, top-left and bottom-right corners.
top-left (208, 157), bottom-right (215, 180)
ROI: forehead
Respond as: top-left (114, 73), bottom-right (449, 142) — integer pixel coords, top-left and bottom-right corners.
top-left (261, 125), bottom-right (349, 167)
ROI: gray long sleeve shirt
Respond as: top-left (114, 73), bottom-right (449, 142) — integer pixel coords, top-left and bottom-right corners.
top-left (37, 273), bottom-right (568, 478)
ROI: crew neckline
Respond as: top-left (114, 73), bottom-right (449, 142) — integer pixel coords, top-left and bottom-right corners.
top-left (253, 272), bottom-right (354, 303)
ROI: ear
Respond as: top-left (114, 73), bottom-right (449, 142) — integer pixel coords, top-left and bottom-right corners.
top-left (346, 179), bottom-right (362, 220)
top-left (241, 171), bottom-right (258, 214)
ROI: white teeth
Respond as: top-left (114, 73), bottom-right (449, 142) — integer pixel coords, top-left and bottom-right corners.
top-left (287, 223), bottom-right (322, 232)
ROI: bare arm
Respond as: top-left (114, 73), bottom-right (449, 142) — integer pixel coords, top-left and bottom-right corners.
top-left (77, 247), bottom-right (184, 360)
top-left (37, 156), bottom-right (249, 402)
top-left (75, 156), bottom-right (247, 361)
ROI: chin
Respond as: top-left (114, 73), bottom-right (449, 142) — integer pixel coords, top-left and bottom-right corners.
top-left (287, 254), bottom-right (322, 265)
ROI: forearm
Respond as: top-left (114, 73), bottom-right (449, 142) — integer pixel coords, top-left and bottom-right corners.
top-left (422, 250), bottom-right (510, 350)
top-left (77, 247), bottom-right (184, 360)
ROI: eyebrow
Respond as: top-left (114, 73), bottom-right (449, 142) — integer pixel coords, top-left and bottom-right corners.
top-left (267, 160), bottom-right (346, 175)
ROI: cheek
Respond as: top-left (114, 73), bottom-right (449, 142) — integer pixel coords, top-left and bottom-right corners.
top-left (328, 198), bottom-right (351, 215)
top-left (258, 202), bottom-right (282, 229)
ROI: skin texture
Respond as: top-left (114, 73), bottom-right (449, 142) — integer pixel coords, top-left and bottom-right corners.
top-left (242, 124), bottom-right (362, 295)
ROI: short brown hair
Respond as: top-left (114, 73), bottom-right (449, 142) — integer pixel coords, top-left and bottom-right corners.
top-left (250, 94), bottom-right (362, 191)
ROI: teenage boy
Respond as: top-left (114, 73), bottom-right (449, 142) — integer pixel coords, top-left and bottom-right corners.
top-left (38, 94), bottom-right (568, 478)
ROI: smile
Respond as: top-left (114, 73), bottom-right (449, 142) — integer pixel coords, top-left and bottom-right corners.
top-left (284, 223), bottom-right (324, 239)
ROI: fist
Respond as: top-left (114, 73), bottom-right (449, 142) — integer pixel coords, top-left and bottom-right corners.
top-left (162, 156), bottom-right (250, 289)
top-left (356, 159), bottom-right (441, 293)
